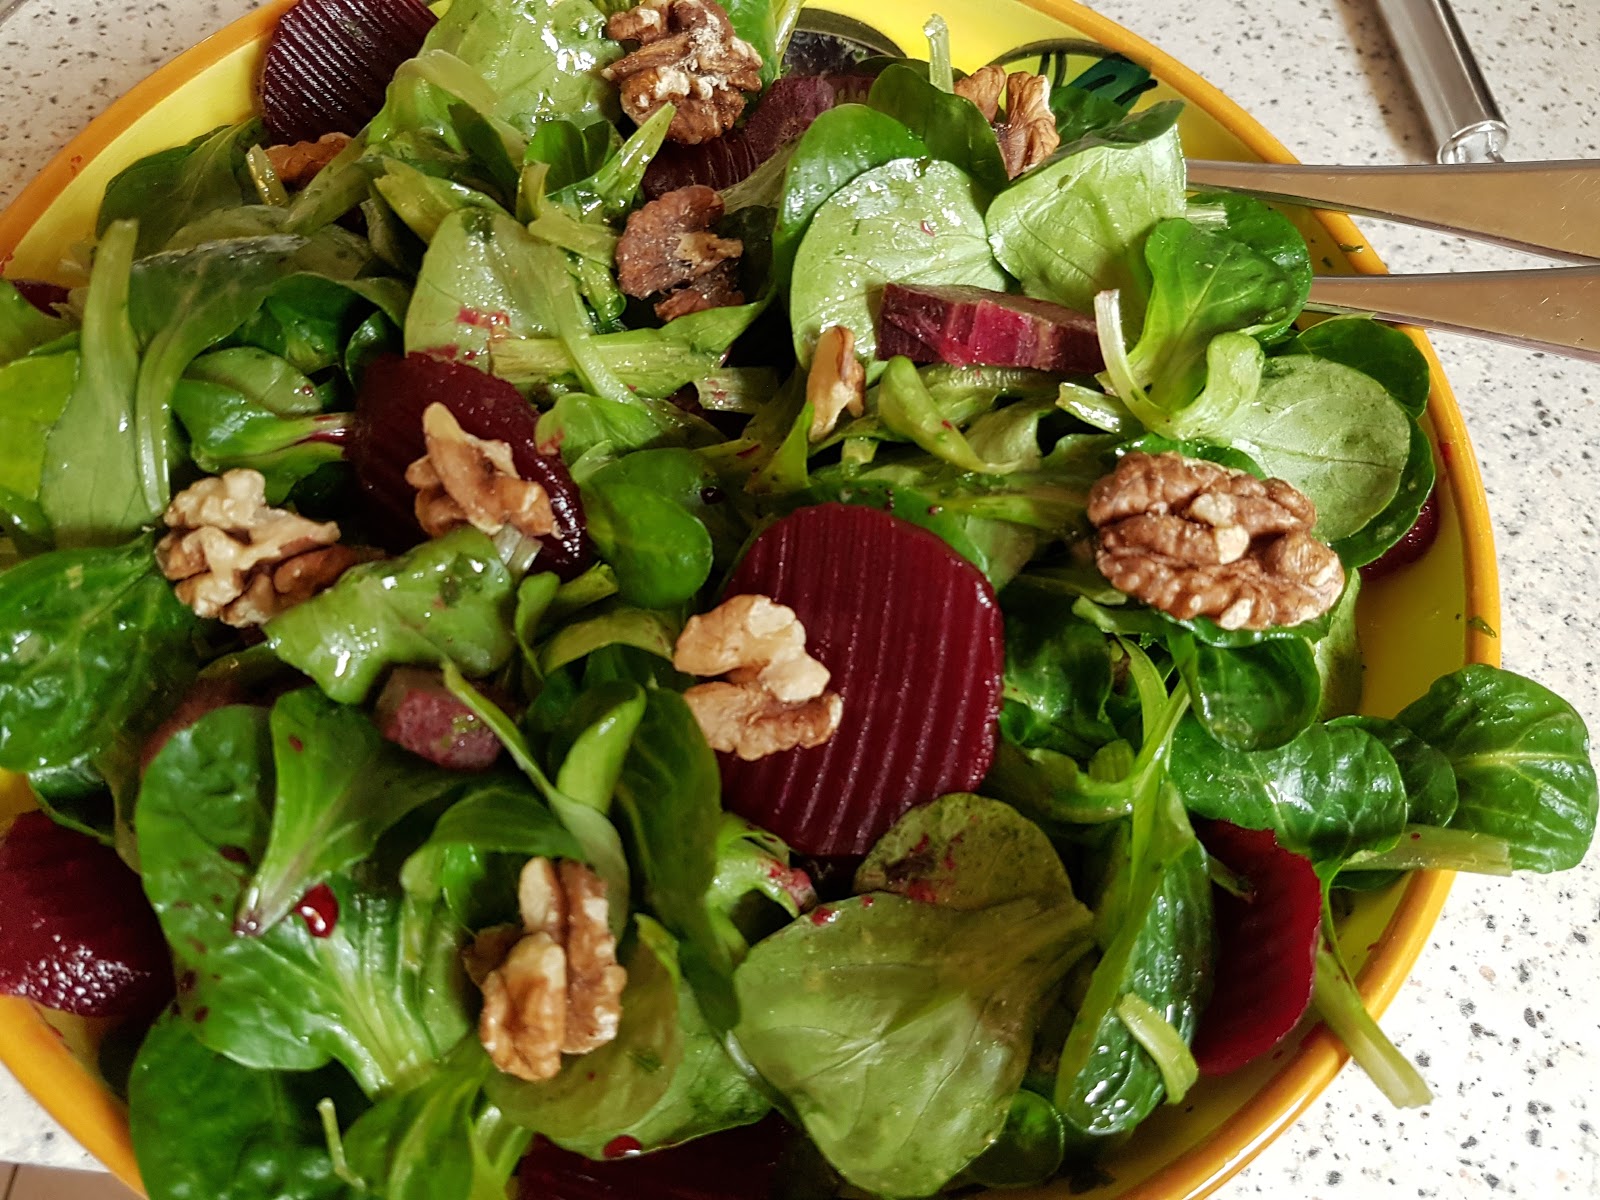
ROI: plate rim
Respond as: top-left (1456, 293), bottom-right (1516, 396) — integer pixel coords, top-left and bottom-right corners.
top-left (0, 0), bottom-right (1500, 1196)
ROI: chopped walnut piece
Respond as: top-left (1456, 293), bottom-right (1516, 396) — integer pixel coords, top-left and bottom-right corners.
top-left (603, 0), bottom-right (763, 145)
top-left (954, 65), bottom-right (1061, 178)
top-left (155, 469), bottom-right (360, 628)
top-left (1088, 451), bottom-right (1345, 631)
top-left (807, 325), bottom-right (866, 442)
top-left (477, 858), bottom-right (626, 1082)
top-left (264, 132), bottom-right (351, 188)
top-left (673, 594), bottom-right (842, 759)
top-left (615, 185), bottom-right (745, 320)
top-left (404, 403), bottom-right (557, 540)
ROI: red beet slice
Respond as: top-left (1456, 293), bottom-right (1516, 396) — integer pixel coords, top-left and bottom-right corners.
top-left (9, 279), bottom-right (70, 317)
top-left (140, 675), bottom-right (252, 775)
top-left (1360, 486), bottom-right (1441, 581)
top-left (518, 1119), bottom-right (790, 1200)
top-left (375, 666), bottom-right (502, 770)
top-left (719, 504), bottom-right (1003, 856)
top-left (1190, 820), bottom-right (1322, 1077)
top-left (260, 0), bottom-right (437, 144)
top-left (349, 352), bottom-right (591, 577)
top-left (876, 282), bottom-right (1103, 374)
top-left (642, 75), bottom-right (870, 198)
top-left (0, 812), bottom-right (173, 1020)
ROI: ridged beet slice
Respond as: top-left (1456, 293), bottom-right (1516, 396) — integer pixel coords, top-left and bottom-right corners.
top-left (518, 1119), bottom-right (790, 1200)
top-left (719, 504), bottom-right (1003, 856)
top-left (376, 666), bottom-right (503, 770)
top-left (642, 76), bottom-right (869, 198)
top-left (0, 811), bottom-right (173, 1019)
top-left (1361, 486), bottom-right (1441, 581)
top-left (1191, 820), bottom-right (1322, 1077)
top-left (350, 352), bottom-right (591, 577)
top-left (876, 282), bottom-right (1104, 374)
top-left (260, 0), bottom-right (437, 144)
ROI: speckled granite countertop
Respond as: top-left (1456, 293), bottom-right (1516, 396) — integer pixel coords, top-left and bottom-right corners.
top-left (1, 0), bottom-right (1597, 1194)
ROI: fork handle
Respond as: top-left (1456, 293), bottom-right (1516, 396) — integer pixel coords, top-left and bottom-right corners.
top-left (1186, 160), bottom-right (1600, 262)
top-left (1305, 267), bottom-right (1600, 362)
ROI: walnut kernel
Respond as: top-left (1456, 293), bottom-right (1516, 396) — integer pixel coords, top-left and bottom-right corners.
top-left (673, 594), bottom-right (842, 758)
top-left (1088, 451), bottom-right (1345, 631)
top-left (954, 65), bottom-right (1061, 178)
top-left (603, 0), bottom-right (763, 145)
top-left (615, 185), bottom-right (744, 320)
top-left (807, 325), bottom-right (866, 442)
top-left (405, 403), bottom-right (556, 541)
top-left (264, 133), bottom-right (351, 188)
top-left (155, 469), bottom-right (359, 627)
top-left (477, 858), bottom-right (626, 1082)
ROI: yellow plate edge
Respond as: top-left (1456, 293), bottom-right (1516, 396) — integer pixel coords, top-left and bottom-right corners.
top-left (0, 1), bottom-right (1501, 1197)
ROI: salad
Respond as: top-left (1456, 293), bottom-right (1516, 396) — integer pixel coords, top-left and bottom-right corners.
top-left (0, 0), bottom-right (1594, 1195)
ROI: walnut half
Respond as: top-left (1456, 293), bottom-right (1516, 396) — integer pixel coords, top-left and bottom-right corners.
top-left (405, 403), bottom-right (557, 541)
top-left (954, 65), bottom-right (1061, 178)
top-left (478, 858), bottom-right (627, 1083)
top-left (615, 185), bottom-right (745, 321)
top-left (1088, 451), bottom-right (1345, 631)
top-left (674, 594), bottom-right (842, 759)
top-left (155, 469), bottom-right (367, 627)
top-left (603, 0), bottom-right (763, 145)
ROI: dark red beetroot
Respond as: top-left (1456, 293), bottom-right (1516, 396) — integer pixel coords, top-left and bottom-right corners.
top-left (349, 353), bottom-right (591, 578)
top-left (1191, 820), bottom-right (1322, 1077)
top-left (719, 504), bottom-right (1004, 856)
top-left (876, 283), bottom-right (1104, 374)
top-left (0, 812), bottom-right (172, 1020)
top-left (375, 666), bottom-right (503, 770)
top-left (642, 75), bottom-right (870, 198)
top-left (139, 675), bottom-right (252, 775)
top-left (1361, 486), bottom-right (1441, 581)
top-left (518, 1118), bottom-right (790, 1200)
top-left (9, 279), bottom-right (70, 316)
top-left (260, 0), bottom-right (436, 143)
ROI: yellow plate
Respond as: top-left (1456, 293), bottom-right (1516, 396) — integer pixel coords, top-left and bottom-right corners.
top-left (0, 0), bottom-right (1500, 1196)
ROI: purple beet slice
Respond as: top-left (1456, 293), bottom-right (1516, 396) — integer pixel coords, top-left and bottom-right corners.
top-left (1190, 820), bottom-right (1321, 1077)
top-left (376, 666), bottom-right (503, 770)
top-left (876, 282), bottom-right (1104, 374)
top-left (0, 812), bottom-right (173, 1020)
top-left (517, 1119), bottom-right (791, 1200)
top-left (718, 503), bottom-right (1004, 856)
top-left (1361, 486), bottom-right (1441, 581)
top-left (259, 0), bottom-right (437, 144)
top-left (349, 352), bottom-right (592, 578)
top-left (9, 279), bottom-right (70, 316)
top-left (642, 75), bottom-right (868, 198)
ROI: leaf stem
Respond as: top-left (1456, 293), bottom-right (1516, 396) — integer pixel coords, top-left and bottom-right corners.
top-left (1311, 942), bottom-right (1432, 1108)
top-left (1342, 825), bottom-right (1513, 876)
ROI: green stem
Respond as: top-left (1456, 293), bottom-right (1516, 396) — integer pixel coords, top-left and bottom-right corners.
top-left (1311, 942), bottom-right (1432, 1108)
top-left (923, 16), bottom-right (954, 92)
top-left (1342, 826), bottom-right (1513, 876)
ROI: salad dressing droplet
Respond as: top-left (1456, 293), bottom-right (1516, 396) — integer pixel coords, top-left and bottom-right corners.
top-left (295, 884), bottom-right (340, 938)
top-left (602, 1135), bottom-right (643, 1159)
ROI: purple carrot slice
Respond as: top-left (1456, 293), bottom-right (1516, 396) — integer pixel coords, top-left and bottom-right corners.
top-left (642, 75), bottom-right (867, 198)
top-left (259, 0), bottom-right (437, 144)
top-left (718, 503), bottom-right (1004, 856)
top-left (349, 352), bottom-right (592, 577)
top-left (0, 812), bottom-right (173, 1020)
top-left (376, 666), bottom-right (503, 770)
top-left (1190, 820), bottom-right (1321, 1077)
top-left (876, 282), bottom-right (1104, 374)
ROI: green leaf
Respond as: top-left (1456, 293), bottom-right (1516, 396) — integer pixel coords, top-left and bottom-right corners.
top-left (986, 119), bottom-right (1185, 314)
top-left (998, 604), bottom-right (1119, 760)
top-left (771, 104), bottom-right (927, 286)
top-left (1168, 715), bottom-right (1407, 872)
top-left (128, 1013), bottom-right (350, 1200)
top-left (0, 350), bottom-right (80, 539)
top-left (97, 121), bottom-right (260, 256)
top-left (875, 356), bottom-right (1025, 473)
top-left (552, 682), bottom-right (647, 810)
top-left (0, 279), bottom-right (70, 364)
top-left (538, 603), bottom-right (679, 674)
top-left (966, 1090), bottom-right (1065, 1189)
top-left (1330, 417), bottom-right (1436, 569)
top-left (581, 481), bottom-right (714, 609)
top-left (137, 705), bottom-right (470, 1095)
top-left (867, 64), bottom-right (1008, 193)
top-left (237, 689), bottom-right (462, 934)
top-left (1338, 715), bottom-right (1458, 828)
top-left (1286, 314), bottom-right (1431, 419)
top-left (1170, 631), bottom-right (1321, 752)
top-left (789, 157), bottom-right (1005, 367)
top-left (1312, 571), bottom-right (1364, 720)
top-left (405, 207), bottom-right (554, 359)
top-left (265, 528), bottom-right (517, 704)
top-left (1398, 665), bottom-right (1598, 872)
top-left (0, 536), bottom-right (200, 772)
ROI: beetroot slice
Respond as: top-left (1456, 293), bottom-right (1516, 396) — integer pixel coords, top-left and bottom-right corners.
top-left (0, 812), bottom-right (173, 1020)
top-left (518, 1119), bottom-right (790, 1200)
top-left (349, 352), bottom-right (591, 577)
top-left (876, 282), bottom-right (1104, 374)
top-left (376, 666), bottom-right (503, 770)
top-left (9, 279), bottom-right (70, 316)
top-left (1190, 820), bottom-right (1322, 1077)
top-left (719, 504), bottom-right (1003, 856)
top-left (260, 0), bottom-right (437, 144)
top-left (1361, 486), bottom-right (1441, 581)
top-left (642, 75), bottom-right (869, 198)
